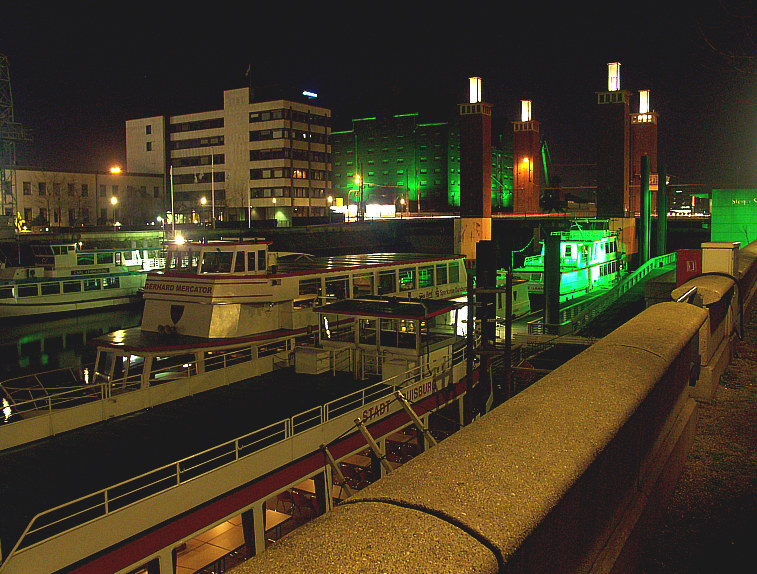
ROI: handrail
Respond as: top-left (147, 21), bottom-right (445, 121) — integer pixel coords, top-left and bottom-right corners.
top-left (528, 252), bottom-right (677, 335)
top-left (4, 352), bottom-right (462, 562)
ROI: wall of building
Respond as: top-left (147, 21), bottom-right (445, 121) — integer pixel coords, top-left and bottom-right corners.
top-left (331, 114), bottom-right (512, 212)
top-left (2, 168), bottom-right (163, 227)
top-left (126, 88), bottom-right (332, 225)
top-left (710, 188), bottom-right (757, 244)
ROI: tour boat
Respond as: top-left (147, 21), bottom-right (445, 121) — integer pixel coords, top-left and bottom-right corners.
top-left (0, 243), bottom-right (163, 318)
top-left (0, 291), bottom-right (487, 574)
top-left (513, 224), bottom-right (626, 308)
top-left (0, 239), bottom-right (469, 449)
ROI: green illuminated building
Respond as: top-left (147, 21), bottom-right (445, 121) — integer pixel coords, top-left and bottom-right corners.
top-left (331, 113), bottom-right (512, 212)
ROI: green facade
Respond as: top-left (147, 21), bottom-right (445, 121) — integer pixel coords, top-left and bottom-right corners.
top-left (711, 189), bottom-right (757, 245)
top-left (331, 113), bottom-right (513, 211)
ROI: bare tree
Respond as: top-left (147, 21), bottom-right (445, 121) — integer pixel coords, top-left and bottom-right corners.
top-left (698, 1), bottom-right (757, 74)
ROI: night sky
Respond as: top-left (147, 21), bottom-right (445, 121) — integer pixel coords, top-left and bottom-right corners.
top-left (1, 1), bottom-right (755, 189)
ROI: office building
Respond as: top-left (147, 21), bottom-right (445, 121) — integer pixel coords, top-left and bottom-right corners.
top-left (126, 87), bottom-right (332, 227)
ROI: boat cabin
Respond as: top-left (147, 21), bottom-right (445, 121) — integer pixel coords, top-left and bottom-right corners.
top-left (164, 238), bottom-right (273, 276)
top-left (298, 297), bottom-right (465, 382)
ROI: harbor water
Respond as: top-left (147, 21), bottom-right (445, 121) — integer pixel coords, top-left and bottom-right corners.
top-left (0, 304), bottom-right (143, 381)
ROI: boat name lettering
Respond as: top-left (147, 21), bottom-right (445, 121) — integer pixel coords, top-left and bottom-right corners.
top-left (361, 380), bottom-right (433, 422)
top-left (144, 282), bottom-right (213, 294)
top-left (419, 286), bottom-right (463, 299)
top-left (70, 268), bottom-right (105, 276)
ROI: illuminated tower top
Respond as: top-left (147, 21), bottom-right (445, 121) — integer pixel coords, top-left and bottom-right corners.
top-left (632, 89), bottom-right (657, 124)
top-left (521, 100), bottom-right (531, 122)
top-left (608, 62), bottom-right (621, 91)
top-left (469, 77), bottom-right (482, 104)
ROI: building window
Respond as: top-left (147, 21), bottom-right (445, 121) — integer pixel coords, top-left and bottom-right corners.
top-left (81, 184), bottom-right (88, 197)
top-left (100, 184), bottom-right (106, 197)
top-left (38, 182), bottom-right (46, 196)
top-left (23, 181), bottom-right (31, 195)
top-left (146, 142), bottom-right (152, 151)
top-left (146, 124), bottom-right (152, 135)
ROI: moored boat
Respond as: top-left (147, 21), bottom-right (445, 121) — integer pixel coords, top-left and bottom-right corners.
top-left (0, 294), bottom-right (487, 574)
top-left (513, 222), bottom-right (627, 308)
top-left (0, 243), bottom-right (163, 318)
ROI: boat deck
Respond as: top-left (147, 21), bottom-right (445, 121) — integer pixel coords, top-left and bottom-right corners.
top-left (90, 325), bottom-right (305, 353)
top-left (0, 367), bottom-right (376, 553)
top-left (272, 252), bottom-right (461, 276)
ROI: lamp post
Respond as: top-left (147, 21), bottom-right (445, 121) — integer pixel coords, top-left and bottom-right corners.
top-left (399, 197), bottom-right (405, 219)
top-left (200, 196), bottom-right (207, 226)
top-left (110, 195), bottom-right (118, 226)
top-left (327, 195), bottom-right (333, 223)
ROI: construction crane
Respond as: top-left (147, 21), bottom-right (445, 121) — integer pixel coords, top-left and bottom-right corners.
top-left (538, 137), bottom-right (566, 212)
top-left (0, 53), bottom-right (32, 227)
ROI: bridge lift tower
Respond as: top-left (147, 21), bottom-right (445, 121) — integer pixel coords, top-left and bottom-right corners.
top-left (0, 53), bottom-right (32, 225)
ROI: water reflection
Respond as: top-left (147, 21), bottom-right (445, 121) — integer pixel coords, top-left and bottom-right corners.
top-left (0, 306), bottom-right (142, 380)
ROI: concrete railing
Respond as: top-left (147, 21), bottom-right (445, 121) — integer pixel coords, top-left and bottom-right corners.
top-left (671, 238), bottom-right (757, 399)
top-left (232, 301), bottom-right (707, 574)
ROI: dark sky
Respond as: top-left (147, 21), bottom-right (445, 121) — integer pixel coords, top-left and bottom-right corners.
top-left (1, 1), bottom-right (755, 188)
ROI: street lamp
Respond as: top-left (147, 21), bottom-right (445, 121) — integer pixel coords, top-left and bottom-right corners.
top-left (110, 196), bottom-right (118, 226)
top-left (200, 196), bottom-right (207, 226)
top-left (400, 197), bottom-right (406, 219)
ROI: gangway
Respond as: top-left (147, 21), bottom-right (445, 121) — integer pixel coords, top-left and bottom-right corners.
top-left (527, 252), bottom-right (677, 335)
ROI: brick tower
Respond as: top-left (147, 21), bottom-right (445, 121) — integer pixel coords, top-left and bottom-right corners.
top-left (513, 100), bottom-right (541, 214)
top-left (457, 77), bottom-right (492, 265)
top-left (630, 89), bottom-right (659, 214)
top-left (596, 62), bottom-right (631, 218)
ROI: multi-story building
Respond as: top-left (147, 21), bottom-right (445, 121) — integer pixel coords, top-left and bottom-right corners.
top-left (126, 87), bottom-right (332, 226)
top-left (331, 113), bottom-right (512, 213)
top-left (1, 167), bottom-right (164, 228)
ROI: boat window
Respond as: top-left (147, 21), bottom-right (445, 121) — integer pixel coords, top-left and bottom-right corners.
top-left (200, 251), bottom-right (233, 274)
top-left (97, 252), bottom-right (114, 265)
top-left (258, 250), bottom-right (267, 271)
top-left (18, 284), bottom-right (38, 297)
top-left (399, 267), bottom-right (415, 291)
top-left (564, 244), bottom-right (573, 258)
top-left (247, 251), bottom-right (257, 272)
top-left (0, 287), bottom-right (12, 299)
top-left (449, 262), bottom-right (460, 284)
top-left (41, 282), bottom-right (60, 295)
top-left (103, 277), bottom-right (120, 289)
top-left (378, 270), bottom-right (396, 295)
top-left (380, 318), bottom-right (398, 347)
top-left (359, 319), bottom-right (377, 344)
top-left (299, 277), bottom-right (321, 296)
top-left (352, 273), bottom-right (374, 297)
top-left (325, 275), bottom-right (348, 299)
top-left (63, 280), bottom-right (82, 293)
top-left (84, 278), bottom-right (101, 291)
top-left (234, 252), bottom-right (246, 273)
top-left (436, 264), bottom-right (448, 285)
top-left (418, 266), bottom-right (434, 288)
top-left (77, 253), bottom-right (95, 266)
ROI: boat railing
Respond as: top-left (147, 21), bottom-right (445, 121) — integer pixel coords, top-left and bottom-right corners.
top-left (526, 252), bottom-right (677, 335)
top-left (0, 367), bottom-right (104, 419)
top-left (6, 358), bottom-right (461, 560)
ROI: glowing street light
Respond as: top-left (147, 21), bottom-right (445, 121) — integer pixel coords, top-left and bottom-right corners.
top-left (110, 166), bottom-right (122, 174)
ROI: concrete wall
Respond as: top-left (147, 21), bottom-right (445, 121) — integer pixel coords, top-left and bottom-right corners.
top-left (672, 238), bottom-right (757, 400)
top-left (231, 301), bottom-right (707, 574)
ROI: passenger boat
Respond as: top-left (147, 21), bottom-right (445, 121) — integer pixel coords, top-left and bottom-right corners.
top-left (513, 223), bottom-right (626, 308)
top-left (0, 292), bottom-right (487, 574)
top-left (0, 239), bottom-right (469, 449)
top-left (0, 243), bottom-right (163, 318)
